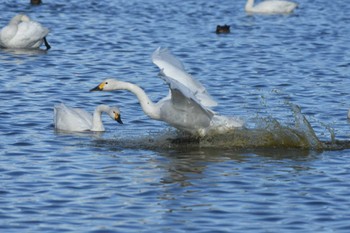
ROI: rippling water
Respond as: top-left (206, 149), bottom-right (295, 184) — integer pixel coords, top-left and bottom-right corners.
top-left (1, 0), bottom-right (350, 232)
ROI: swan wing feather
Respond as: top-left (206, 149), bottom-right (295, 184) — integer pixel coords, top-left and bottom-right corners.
top-left (0, 25), bottom-right (16, 47)
top-left (0, 15), bottom-right (49, 48)
top-left (253, 1), bottom-right (297, 13)
top-left (162, 74), bottom-right (214, 119)
top-left (152, 47), bottom-right (217, 107)
top-left (54, 103), bottom-right (92, 131)
top-left (13, 21), bottom-right (48, 48)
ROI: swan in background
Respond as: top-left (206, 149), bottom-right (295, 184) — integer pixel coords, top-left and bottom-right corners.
top-left (54, 103), bottom-right (123, 132)
top-left (245, 0), bottom-right (298, 14)
top-left (0, 14), bottom-right (51, 50)
top-left (90, 48), bottom-right (243, 136)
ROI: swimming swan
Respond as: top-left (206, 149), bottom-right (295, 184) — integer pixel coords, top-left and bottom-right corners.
top-left (54, 103), bottom-right (123, 132)
top-left (245, 0), bottom-right (298, 14)
top-left (0, 14), bottom-right (51, 50)
top-left (90, 47), bottom-right (243, 136)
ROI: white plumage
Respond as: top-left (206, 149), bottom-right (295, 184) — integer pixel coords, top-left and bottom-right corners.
top-left (245, 0), bottom-right (298, 14)
top-left (54, 103), bottom-right (123, 132)
top-left (0, 14), bottom-right (51, 49)
top-left (90, 48), bottom-right (243, 136)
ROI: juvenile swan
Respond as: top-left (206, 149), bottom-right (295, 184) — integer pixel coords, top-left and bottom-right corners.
top-left (54, 103), bottom-right (123, 132)
top-left (90, 48), bottom-right (243, 136)
top-left (0, 14), bottom-right (51, 49)
top-left (245, 0), bottom-right (298, 14)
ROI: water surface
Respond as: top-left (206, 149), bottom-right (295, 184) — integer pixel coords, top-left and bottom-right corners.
top-left (1, 0), bottom-right (350, 232)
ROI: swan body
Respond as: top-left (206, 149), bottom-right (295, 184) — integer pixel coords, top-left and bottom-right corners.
top-left (90, 48), bottom-right (243, 136)
top-left (54, 103), bottom-right (123, 132)
top-left (245, 0), bottom-right (298, 14)
top-left (0, 14), bottom-right (51, 49)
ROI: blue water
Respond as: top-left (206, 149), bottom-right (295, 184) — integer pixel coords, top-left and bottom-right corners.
top-left (1, 0), bottom-right (350, 232)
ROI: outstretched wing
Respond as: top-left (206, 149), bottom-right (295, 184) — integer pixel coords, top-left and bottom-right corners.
top-left (161, 73), bottom-right (214, 120)
top-left (152, 47), bottom-right (217, 107)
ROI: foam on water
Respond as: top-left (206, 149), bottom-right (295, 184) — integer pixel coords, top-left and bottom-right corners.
top-left (91, 104), bottom-right (350, 151)
top-left (1, 1), bottom-right (350, 232)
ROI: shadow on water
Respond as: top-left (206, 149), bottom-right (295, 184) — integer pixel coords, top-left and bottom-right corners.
top-left (91, 104), bottom-right (350, 153)
top-left (0, 48), bottom-right (48, 55)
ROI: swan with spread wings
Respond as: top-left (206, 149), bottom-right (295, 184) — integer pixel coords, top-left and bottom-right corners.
top-left (90, 48), bottom-right (243, 136)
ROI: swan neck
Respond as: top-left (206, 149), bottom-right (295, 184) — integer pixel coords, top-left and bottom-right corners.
top-left (10, 15), bottom-right (23, 24)
top-left (114, 81), bottom-right (160, 119)
top-left (91, 105), bottom-right (108, 131)
top-left (245, 0), bottom-right (254, 11)
top-left (10, 14), bottom-right (29, 24)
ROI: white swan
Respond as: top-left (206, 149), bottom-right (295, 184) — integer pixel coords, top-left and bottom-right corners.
top-left (0, 14), bottom-right (51, 50)
top-left (245, 0), bottom-right (298, 14)
top-left (152, 47), bottom-right (217, 108)
top-left (90, 48), bottom-right (243, 136)
top-left (54, 103), bottom-right (123, 132)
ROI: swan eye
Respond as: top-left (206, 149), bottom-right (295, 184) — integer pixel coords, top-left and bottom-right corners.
top-left (105, 82), bottom-right (108, 85)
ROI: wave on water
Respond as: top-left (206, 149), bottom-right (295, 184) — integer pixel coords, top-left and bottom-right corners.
top-left (91, 104), bottom-right (350, 151)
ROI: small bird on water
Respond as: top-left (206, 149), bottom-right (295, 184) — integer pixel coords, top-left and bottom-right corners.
top-left (216, 25), bottom-right (230, 34)
top-left (31, 0), bottom-right (42, 5)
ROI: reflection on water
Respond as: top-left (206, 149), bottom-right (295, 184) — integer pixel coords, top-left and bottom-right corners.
top-left (1, 48), bottom-right (48, 55)
top-left (91, 133), bottom-right (318, 188)
top-left (158, 147), bottom-right (317, 186)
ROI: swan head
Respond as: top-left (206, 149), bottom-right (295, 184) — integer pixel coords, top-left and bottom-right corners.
top-left (108, 106), bottom-right (123, 124)
top-left (90, 78), bottom-right (120, 92)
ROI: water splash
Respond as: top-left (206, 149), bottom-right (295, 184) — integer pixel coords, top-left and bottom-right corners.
top-left (91, 104), bottom-right (350, 151)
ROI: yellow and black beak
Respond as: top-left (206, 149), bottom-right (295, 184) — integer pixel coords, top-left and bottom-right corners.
top-left (90, 82), bottom-right (105, 92)
top-left (115, 113), bottom-right (123, 124)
